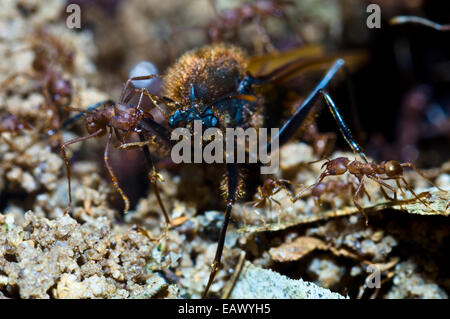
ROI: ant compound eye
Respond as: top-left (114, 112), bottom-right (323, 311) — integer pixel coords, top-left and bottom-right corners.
top-left (129, 61), bottom-right (158, 89)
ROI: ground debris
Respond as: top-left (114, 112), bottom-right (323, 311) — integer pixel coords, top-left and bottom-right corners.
top-left (230, 261), bottom-right (347, 299)
top-left (238, 189), bottom-right (449, 234)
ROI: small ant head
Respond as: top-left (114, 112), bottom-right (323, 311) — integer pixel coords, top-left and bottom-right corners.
top-left (84, 108), bottom-right (113, 135)
top-left (383, 160), bottom-right (403, 177)
top-left (49, 77), bottom-right (72, 107)
top-left (262, 178), bottom-right (276, 192)
top-left (324, 157), bottom-right (349, 176)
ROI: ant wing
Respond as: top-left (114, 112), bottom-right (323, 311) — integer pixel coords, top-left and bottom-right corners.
top-left (247, 45), bottom-right (368, 85)
top-left (247, 44), bottom-right (324, 77)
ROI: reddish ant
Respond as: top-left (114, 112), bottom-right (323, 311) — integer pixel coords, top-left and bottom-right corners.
top-left (172, 0), bottom-right (295, 54)
top-left (247, 177), bottom-right (297, 209)
top-left (309, 179), bottom-right (355, 214)
top-left (61, 75), bottom-right (172, 227)
top-left (295, 156), bottom-right (446, 224)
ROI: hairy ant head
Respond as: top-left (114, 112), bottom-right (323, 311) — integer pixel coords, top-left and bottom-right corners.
top-left (163, 44), bottom-right (254, 130)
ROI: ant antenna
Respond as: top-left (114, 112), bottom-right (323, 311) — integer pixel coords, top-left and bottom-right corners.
top-left (390, 16), bottom-right (450, 31)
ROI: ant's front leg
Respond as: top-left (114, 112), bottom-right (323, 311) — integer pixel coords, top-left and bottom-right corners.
top-left (266, 59), bottom-right (369, 163)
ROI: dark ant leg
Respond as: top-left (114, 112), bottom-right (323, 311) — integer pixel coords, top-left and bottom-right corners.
top-left (320, 91), bottom-right (368, 163)
top-left (390, 16), bottom-right (450, 31)
top-left (61, 128), bottom-right (104, 213)
top-left (104, 130), bottom-right (130, 214)
top-left (138, 132), bottom-right (172, 226)
top-left (203, 163), bottom-right (240, 298)
top-left (266, 59), bottom-right (368, 162)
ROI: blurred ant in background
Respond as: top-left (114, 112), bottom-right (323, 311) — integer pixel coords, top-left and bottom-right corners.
top-left (204, 0), bottom-right (295, 53)
top-left (297, 178), bottom-right (355, 215)
top-left (169, 0), bottom-right (297, 56)
top-left (1, 29), bottom-right (75, 147)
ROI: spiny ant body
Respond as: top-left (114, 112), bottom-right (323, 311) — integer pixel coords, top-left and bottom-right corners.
top-left (249, 177), bottom-right (297, 209)
top-left (297, 157), bottom-right (446, 223)
top-left (61, 74), bottom-right (171, 226)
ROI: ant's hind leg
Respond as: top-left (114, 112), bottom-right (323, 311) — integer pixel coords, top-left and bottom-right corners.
top-left (203, 163), bottom-right (240, 299)
top-left (401, 162), bottom-right (446, 192)
top-left (104, 131), bottom-right (130, 214)
top-left (400, 177), bottom-right (441, 214)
